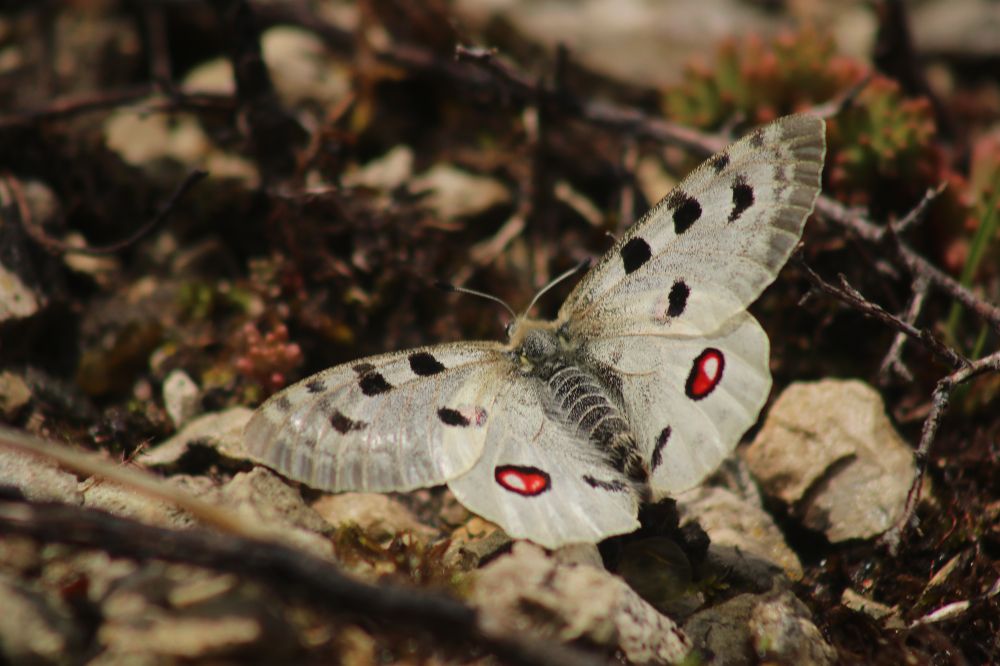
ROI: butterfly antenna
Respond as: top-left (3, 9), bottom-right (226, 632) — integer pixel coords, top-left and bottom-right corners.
top-left (523, 259), bottom-right (591, 316)
top-left (435, 281), bottom-right (517, 319)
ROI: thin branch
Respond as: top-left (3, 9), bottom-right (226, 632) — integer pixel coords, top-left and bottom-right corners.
top-left (0, 497), bottom-right (604, 666)
top-left (815, 195), bottom-right (1000, 334)
top-left (879, 349), bottom-right (1000, 554)
top-left (0, 424), bottom-right (265, 539)
top-left (893, 183), bottom-right (946, 234)
top-left (4, 170), bottom-right (208, 256)
top-left (808, 72), bottom-right (873, 119)
top-left (0, 86), bottom-right (236, 130)
top-left (448, 45), bottom-right (727, 155)
top-left (0, 85), bottom-right (154, 129)
top-left (798, 263), bottom-right (1000, 557)
top-left (879, 275), bottom-right (930, 382)
top-left (797, 259), bottom-right (967, 370)
top-left (618, 137), bottom-right (639, 228)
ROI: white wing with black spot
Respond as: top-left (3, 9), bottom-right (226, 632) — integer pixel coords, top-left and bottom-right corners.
top-left (446, 373), bottom-right (640, 549)
top-left (582, 311), bottom-right (770, 496)
top-left (559, 114), bottom-right (825, 341)
top-left (243, 342), bottom-right (513, 492)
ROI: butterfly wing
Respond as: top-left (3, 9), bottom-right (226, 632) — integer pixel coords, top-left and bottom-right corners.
top-left (581, 311), bottom-right (770, 496)
top-left (446, 373), bottom-right (640, 549)
top-left (243, 342), bottom-right (514, 492)
top-left (559, 114), bottom-right (825, 340)
top-left (563, 114), bottom-right (825, 494)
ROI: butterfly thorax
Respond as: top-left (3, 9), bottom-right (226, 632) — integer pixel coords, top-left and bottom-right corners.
top-left (510, 320), bottom-right (649, 491)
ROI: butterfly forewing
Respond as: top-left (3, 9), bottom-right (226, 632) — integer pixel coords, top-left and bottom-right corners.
top-left (559, 114), bottom-right (825, 341)
top-left (243, 342), bottom-right (513, 492)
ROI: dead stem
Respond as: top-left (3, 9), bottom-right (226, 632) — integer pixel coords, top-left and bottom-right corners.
top-left (879, 275), bottom-right (930, 382)
top-left (2, 170), bottom-right (207, 256)
top-left (0, 495), bottom-right (602, 666)
top-left (816, 196), bottom-right (1000, 334)
top-left (879, 349), bottom-right (1000, 554)
top-left (797, 258), bottom-right (967, 370)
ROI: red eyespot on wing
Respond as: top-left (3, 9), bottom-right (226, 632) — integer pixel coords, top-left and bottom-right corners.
top-left (685, 348), bottom-right (725, 400)
top-left (495, 465), bottom-right (551, 496)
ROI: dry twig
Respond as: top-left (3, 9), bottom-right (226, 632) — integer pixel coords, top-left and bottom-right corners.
top-left (0, 497), bottom-right (603, 666)
top-left (0, 426), bottom-right (604, 666)
top-left (797, 259), bottom-right (967, 371)
top-left (879, 349), bottom-right (1000, 553)
top-left (0, 86), bottom-right (235, 129)
top-left (879, 275), bottom-right (930, 382)
top-left (2, 170), bottom-right (207, 256)
top-left (816, 195), bottom-right (1000, 334)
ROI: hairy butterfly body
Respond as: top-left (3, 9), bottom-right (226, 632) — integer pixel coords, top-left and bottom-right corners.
top-left (244, 114), bottom-right (826, 548)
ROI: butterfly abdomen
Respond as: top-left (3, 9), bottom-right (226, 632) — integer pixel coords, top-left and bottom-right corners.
top-left (538, 360), bottom-right (648, 489)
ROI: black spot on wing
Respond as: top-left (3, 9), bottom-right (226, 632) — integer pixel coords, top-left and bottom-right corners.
top-left (748, 128), bottom-right (765, 148)
top-left (621, 237), bottom-right (652, 274)
top-left (582, 475), bottom-right (630, 493)
top-left (273, 395), bottom-right (292, 412)
top-left (358, 371), bottom-right (392, 396)
top-left (651, 426), bottom-right (671, 471)
top-left (437, 407), bottom-right (470, 427)
top-left (408, 351), bottom-right (446, 376)
top-left (330, 409), bottom-right (367, 434)
top-left (305, 379), bottom-right (326, 394)
top-left (352, 362), bottom-right (375, 375)
top-left (671, 193), bottom-right (702, 234)
top-left (729, 176), bottom-right (755, 223)
top-left (710, 153), bottom-right (730, 173)
top-left (667, 280), bottom-right (690, 317)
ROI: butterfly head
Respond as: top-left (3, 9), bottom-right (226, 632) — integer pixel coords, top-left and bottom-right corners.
top-left (507, 317), bottom-right (561, 365)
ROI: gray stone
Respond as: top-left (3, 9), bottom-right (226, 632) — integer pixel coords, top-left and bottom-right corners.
top-left (473, 542), bottom-right (693, 665)
top-left (0, 371), bottom-right (31, 419)
top-left (684, 593), bottom-right (758, 666)
top-left (311, 492), bottom-right (438, 541)
top-left (218, 468), bottom-right (333, 559)
top-left (139, 407), bottom-right (252, 468)
top-left (410, 164), bottom-right (510, 220)
top-left (0, 573), bottom-right (81, 665)
top-left (684, 590), bottom-right (835, 665)
top-left (749, 592), bottom-right (837, 664)
top-left (678, 485), bottom-right (802, 581)
top-left (162, 369), bottom-right (200, 428)
top-left (0, 263), bottom-right (42, 323)
top-left (0, 447), bottom-right (82, 505)
top-left (744, 379), bottom-right (916, 541)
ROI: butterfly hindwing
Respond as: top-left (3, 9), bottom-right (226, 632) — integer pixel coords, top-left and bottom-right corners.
top-left (243, 342), bottom-right (512, 492)
top-left (560, 114), bottom-right (825, 341)
top-left (446, 373), bottom-right (640, 548)
top-left (581, 311), bottom-right (771, 496)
